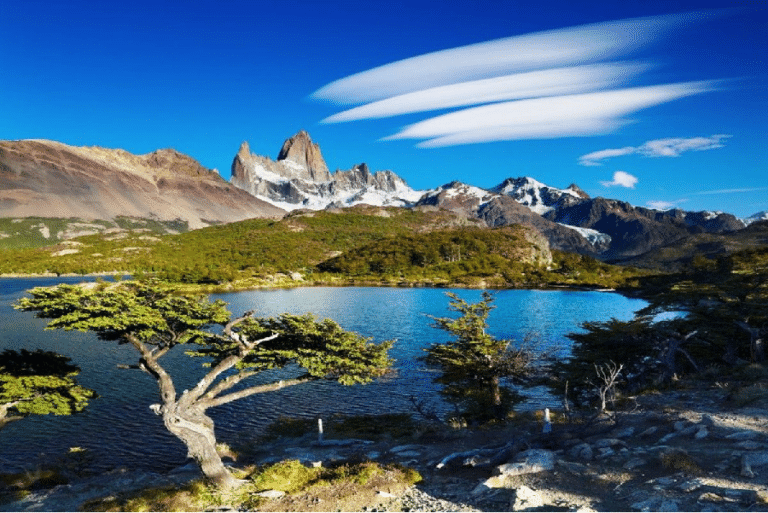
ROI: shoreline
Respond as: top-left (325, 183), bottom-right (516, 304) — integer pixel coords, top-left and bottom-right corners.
top-left (0, 272), bottom-right (626, 296)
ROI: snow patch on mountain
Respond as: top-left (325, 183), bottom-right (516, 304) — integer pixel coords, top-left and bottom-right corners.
top-left (230, 133), bottom-right (425, 211)
top-left (491, 176), bottom-right (587, 215)
top-left (744, 211), bottom-right (768, 225)
top-left (558, 223), bottom-right (612, 247)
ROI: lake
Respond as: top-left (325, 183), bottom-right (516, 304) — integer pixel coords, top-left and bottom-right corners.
top-left (0, 279), bottom-right (646, 473)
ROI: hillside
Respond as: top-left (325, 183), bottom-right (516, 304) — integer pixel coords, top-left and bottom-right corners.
top-left (615, 220), bottom-right (768, 271)
top-left (0, 139), bottom-right (284, 229)
top-left (0, 206), bottom-right (648, 289)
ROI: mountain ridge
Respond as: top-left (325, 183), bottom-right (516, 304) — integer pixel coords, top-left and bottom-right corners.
top-left (0, 139), bottom-right (284, 229)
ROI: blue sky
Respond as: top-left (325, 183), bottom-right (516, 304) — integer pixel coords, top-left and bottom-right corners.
top-left (1, 0), bottom-right (766, 217)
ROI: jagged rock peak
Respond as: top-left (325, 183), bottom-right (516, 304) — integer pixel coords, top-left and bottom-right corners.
top-left (237, 141), bottom-right (251, 158)
top-left (566, 183), bottom-right (590, 199)
top-left (277, 130), bottom-right (331, 181)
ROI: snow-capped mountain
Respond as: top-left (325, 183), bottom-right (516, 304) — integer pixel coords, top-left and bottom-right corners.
top-left (744, 211), bottom-right (768, 225)
top-left (490, 177), bottom-right (587, 215)
top-left (230, 131), bottom-right (424, 211)
top-left (229, 131), bottom-right (748, 260)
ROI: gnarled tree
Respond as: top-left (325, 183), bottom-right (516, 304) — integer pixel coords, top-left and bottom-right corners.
top-left (0, 348), bottom-right (95, 429)
top-left (15, 280), bottom-right (392, 488)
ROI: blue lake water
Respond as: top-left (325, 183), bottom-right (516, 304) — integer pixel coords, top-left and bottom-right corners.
top-left (0, 279), bottom-right (646, 473)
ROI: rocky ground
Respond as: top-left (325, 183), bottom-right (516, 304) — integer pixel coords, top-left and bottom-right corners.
top-left (3, 383), bottom-right (768, 512)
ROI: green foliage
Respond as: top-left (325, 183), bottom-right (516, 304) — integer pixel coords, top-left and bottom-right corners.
top-left (15, 280), bottom-right (230, 345)
top-left (14, 279), bottom-right (393, 485)
top-left (557, 244), bottom-right (768, 408)
top-left (0, 349), bottom-right (95, 426)
top-left (423, 292), bottom-right (532, 423)
top-left (192, 313), bottom-right (394, 386)
top-left (0, 208), bottom-right (646, 290)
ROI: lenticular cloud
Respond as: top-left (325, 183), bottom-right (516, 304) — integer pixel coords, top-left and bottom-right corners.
top-left (311, 13), bottom-right (715, 147)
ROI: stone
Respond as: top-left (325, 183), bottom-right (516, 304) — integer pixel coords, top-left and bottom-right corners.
top-left (557, 460), bottom-right (588, 474)
top-left (569, 443), bottom-right (594, 461)
top-left (594, 438), bottom-right (624, 449)
top-left (623, 457), bottom-right (647, 470)
top-left (512, 485), bottom-right (544, 510)
top-left (658, 500), bottom-right (680, 511)
top-left (257, 490), bottom-right (286, 499)
top-left (679, 478), bottom-right (703, 492)
top-left (695, 427), bottom-right (709, 440)
top-left (613, 426), bottom-right (636, 438)
top-left (631, 497), bottom-right (660, 511)
top-left (638, 426), bottom-right (659, 437)
top-left (496, 449), bottom-right (555, 477)
top-left (742, 451), bottom-right (768, 478)
top-left (727, 430), bottom-right (758, 440)
top-left (735, 441), bottom-right (762, 450)
top-left (658, 432), bottom-right (677, 443)
top-left (596, 447), bottom-right (615, 459)
top-left (698, 492), bottom-right (726, 503)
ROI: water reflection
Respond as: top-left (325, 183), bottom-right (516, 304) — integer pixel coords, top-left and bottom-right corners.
top-left (0, 281), bottom-right (645, 473)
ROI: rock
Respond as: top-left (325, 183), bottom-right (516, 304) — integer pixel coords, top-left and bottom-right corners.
top-left (727, 430), bottom-right (758, 440)
top-left (569, 443), bottom-right (594, 461)
top-left (741, 451), bottom-right (768, 478)
top-left (631, 496), bottom-right (660, 511)
top-left (557, 460), bottom-right (588, 474)
top-left (698, 492), bottom-right (726, 503)
top-left (593, 438), bottom-right (625, 449)
top-left (596, 447), bottom-right (615, 459)
top-left (511, 485), bottom-right (544, 510)
top-left (658, 499), bottom-right (680, 511)
top-left (638, 426), bottom-right (659, 437)
top-left (257, 489), bottom-right (286, 499)
top-left (613, 426), bottom-right (636, 438)
top-left (623, 457), bottom-right (647, 470)
top-left (694, 427), bottom-right (709, 439)
top-left (658, 432), bottom-right (677, 443)
top-left (735, 440), bottom-right (762, 450)
top-left (496, 449), bottom-right (555, 477)
top-left (678, 478), bottom-right (703, 492)
top-left (390, 444), bottom-right (424, 453)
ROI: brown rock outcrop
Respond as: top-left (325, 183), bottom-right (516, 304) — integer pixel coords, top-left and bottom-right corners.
top-left (0, 139), bottom-right (285, 229)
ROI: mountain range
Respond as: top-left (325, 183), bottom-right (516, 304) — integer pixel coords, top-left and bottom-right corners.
top-left (0, 131), bottom-right (763, 263)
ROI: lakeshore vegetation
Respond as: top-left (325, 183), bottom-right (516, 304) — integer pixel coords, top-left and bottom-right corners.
top-left (0, 207), bottom-right (650, 290)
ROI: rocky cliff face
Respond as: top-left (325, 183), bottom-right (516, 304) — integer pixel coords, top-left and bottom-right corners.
top-left (230, 131), bottom-right (424, 210)
top-left (544, 198), bottom-right (745, 259)
top-left (415, 182), bottom-right (601, 255)
top-left (0, 139), bottom-right (284, 229)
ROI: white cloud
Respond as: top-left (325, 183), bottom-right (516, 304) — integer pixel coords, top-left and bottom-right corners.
top-left (311, 15), bottom-right (684, 105)
top-left (647, 199), bottom-right (688, 210)
top-left (691, 186), bottom-right (768, 195)
top-left (601, 171), bottom-right (639, 188)
top-left (579, 134), bottom-right (731, 165)
top-left (383, 82), bottom-right (714, 146)
top-left (322, 63), bottom-right (649, 123)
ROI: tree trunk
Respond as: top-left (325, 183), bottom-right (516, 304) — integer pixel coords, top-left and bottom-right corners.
top-left (162, 404), bottom-right (239, 489)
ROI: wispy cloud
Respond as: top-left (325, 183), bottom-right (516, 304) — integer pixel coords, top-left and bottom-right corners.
top-left (312, 16), bottom-right (684, 105)
top-left (691, 186), bottom-right (768, 195)
top-left (579, 134), bottom-right (731, 165)
top-left (322, 63), bottom-right (649, 123)
top-left (601, 171), bottom-right (639, 188)
top-left (647, 199), bottom-right (688, 210)
top-left (312, 13), bottom-right (717, 148)
top-left (382, 82), bottom-right (715, 146)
